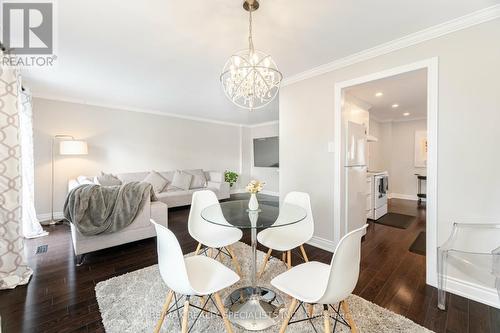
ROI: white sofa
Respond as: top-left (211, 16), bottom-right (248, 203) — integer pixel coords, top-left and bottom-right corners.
top-left (66, 169), bottom-right (228, 264)
top-left (112, 170), bottom-right (230, 208)
top-left (67, 194), bottom-right (167, 265)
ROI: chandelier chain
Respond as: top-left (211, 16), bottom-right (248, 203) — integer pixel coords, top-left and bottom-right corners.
top-left (248, 8), bottom-right (254, 52)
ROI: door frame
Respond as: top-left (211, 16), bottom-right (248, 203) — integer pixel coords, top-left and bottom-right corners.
top-left (333, 57), bottom-right (439, 286)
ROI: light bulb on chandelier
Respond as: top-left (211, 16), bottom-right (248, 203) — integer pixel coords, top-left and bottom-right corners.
top-left (220, 0), bottom-right (283, 110)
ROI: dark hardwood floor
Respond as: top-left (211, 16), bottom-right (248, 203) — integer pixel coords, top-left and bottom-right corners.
top-left (1, 197), bottom-right (499, 332)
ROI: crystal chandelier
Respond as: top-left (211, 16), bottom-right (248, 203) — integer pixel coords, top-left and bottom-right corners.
top-left (220, 0), bottom-right (282, 110)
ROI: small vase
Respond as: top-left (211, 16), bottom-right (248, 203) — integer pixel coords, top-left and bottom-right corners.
top-left (248, 193), bottom-right (259, 210)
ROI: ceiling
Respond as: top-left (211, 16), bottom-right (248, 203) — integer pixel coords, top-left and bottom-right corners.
top-left (346, 69), bottom-right (427, 122)
top-left (23, 0), bottom-right (499, 124)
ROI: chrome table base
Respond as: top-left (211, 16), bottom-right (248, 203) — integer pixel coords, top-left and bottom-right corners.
top-left (225, 287), bottom-right (284, 331)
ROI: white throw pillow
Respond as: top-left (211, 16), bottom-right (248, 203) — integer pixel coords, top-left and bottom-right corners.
top-left (77, 175), bottom-right (95, 185)
top-left (95, 172), bottom-right (122, 186)
top-left (143, 170), bottom-right (168, 193)
top-left (170, 170), bottom-right (193, 191)
top-left (183, 169), bottom-right (207, 189)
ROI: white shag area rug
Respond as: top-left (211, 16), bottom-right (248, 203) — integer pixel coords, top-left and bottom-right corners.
top-left (96, 242), bottom-right (433, 332)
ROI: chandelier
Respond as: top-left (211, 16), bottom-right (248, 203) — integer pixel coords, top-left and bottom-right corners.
top-left (220, 0), bottom-right (282, 110)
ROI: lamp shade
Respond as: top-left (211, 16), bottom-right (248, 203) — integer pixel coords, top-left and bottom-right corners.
top-left (59, 140), bottom-right (88, 155)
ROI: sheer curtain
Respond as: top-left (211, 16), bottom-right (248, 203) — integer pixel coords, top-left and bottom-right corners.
top-left (0, 63), bottom-right (33, 289)
top-left (19, 87), bottom-right (47, 238)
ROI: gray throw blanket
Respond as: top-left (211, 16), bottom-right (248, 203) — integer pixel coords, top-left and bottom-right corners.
top-left (64, 182), bottom-right (157, 236)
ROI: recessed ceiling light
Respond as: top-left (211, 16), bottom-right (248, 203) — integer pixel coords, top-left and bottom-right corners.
top-left (403, 112), bottom-right (410, 116)
top-left (375, 92), bottom-right (383, 97)
top-left (392, 104), bottom-right (399, 108)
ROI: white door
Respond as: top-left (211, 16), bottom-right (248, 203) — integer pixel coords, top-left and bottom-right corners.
top-left (346, 166), bottom-right (368, 233)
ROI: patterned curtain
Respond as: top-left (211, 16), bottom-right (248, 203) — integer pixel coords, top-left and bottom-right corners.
top-left (19, 87), bottom-right (47, 238)
top-left (0, 64), bottom-right (33, 289)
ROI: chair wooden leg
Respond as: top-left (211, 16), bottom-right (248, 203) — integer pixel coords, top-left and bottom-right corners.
top-left (323, 305), bottom-right (330, 333)
top-left (154, 290), bottom-right (174, 333)
top-left (181, 299), bottom-right (190, 333)
top-left (307, 303), bottom-right (314, 317)
top-left (194, 242), bottom-right (202, 255)
top-left (208, 247), bottom-right (213, 258)
top-left (282, 252), bottom-right (286, 262)
top-left (279, 298), bottom-right (298, 333)
top-left (287, 250), bottom-right (292, 269)
top-left (258, 248), bottom-right (272, 278)
top-left (341, 300), bottom-right (357, 333)
top-left (214, 292), bottom-right (233, 333)
top-left (226, 245), bottom-right (242, 277)
top-left (300, 245), bottom-right (309, 262)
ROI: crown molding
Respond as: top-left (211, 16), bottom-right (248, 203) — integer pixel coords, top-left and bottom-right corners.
top-left (247, 120), bottom-right (279, 128)
top-left (283, 5), bottom-right (500, 87)
top-left (32, 92), bottom-right (281, 128)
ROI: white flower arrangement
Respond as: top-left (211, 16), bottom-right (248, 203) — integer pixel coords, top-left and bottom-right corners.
top-left (246, 180), bottom-right (265, 194)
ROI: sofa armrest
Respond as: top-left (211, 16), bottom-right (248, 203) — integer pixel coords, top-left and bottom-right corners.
top-left (207, 181), bottom-right (230, 199)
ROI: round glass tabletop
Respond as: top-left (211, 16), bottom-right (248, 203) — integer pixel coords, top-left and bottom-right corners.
top-left (201, 199), bottom-right (307, 229)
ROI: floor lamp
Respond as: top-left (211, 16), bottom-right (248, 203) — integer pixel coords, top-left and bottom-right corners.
top-left (50, 135), bottom-right (88, 224)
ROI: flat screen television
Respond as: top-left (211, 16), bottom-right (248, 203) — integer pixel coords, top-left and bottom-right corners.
top-left (253, 136), bottom-right (279, 168)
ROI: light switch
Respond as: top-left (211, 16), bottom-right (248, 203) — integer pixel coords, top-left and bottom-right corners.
top-left (328, 141), bottom-right (335, 153)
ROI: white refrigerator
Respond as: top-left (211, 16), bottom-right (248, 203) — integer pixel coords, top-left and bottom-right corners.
top-left (345, 121), bottom-right (367, 233)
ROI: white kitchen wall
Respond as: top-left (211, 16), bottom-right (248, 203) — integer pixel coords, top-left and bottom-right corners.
top-left (33, 98), bottom-right (241, 217)
top-left (280, 19), bottom-right (500, 306)
top-left (369, 118), bottom-right (427, 199)
top-left (240, 122), bottom-right (279, 195)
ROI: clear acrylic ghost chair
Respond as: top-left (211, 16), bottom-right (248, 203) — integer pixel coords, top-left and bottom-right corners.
top-left (151, 220), bottom-right (240, 333)
top-left (271, 224), bottom-right (368, 333)
top-left (257, 192), bottom-right (314, 277)
top-left (437, 222), bottom-right (500, 310)
top-left (188, 190), bottom-right (243, 276)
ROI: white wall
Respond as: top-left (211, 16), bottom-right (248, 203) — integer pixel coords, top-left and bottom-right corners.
top-left (240, 123), bottom-right (280, 195)
top-left (369, 118), bottom-right (427, 199)
top-left (33, 98), bottom-right (241, 217)
top-left (280, 19), bottom-right (500, 306)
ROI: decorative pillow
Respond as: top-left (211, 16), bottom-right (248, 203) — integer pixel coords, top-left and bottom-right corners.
top-left (183, 169), bottom-right (207, 189)
top-left (77, 175), bottom-right (95, 185)
top-left (170, 170), bottom-right (193, 191)
top-left (95, 172), bottom-right (122, 186)
top-left (143, 170), bottom-right (169, 193)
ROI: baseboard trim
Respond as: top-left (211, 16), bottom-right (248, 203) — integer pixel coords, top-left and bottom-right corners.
top-left (443, 275), bottom-right (500, 309)
top-left (388, 193), bottom-right (419, 201)
top-left (307, 236), bottom-right (336, 252)
top-left (37, 212), bottom-right (64, 223)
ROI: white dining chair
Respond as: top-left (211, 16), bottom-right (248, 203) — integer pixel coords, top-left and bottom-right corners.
top-left (151, 220), bottom-right (239, 333)
top-left (257, 192), bottom-right (314, 277)
top-left (188, 190), bottom-right (243, 276)
top-left (271, 224), bottom-right (368, 333)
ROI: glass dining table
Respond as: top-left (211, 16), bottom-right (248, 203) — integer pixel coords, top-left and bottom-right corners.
top-left (201, 199), bottom-right (307, 331)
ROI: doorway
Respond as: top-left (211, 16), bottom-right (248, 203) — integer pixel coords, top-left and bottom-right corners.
top-left (333, 58), bottom-right (438, 286)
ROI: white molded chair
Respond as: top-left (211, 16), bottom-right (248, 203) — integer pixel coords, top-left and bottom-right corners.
top-left (271, 224), bottom-right (368, 333)
top-left (151, 220), bottom-right (240, 333)
top-left (188, 190), bottom-right (243, 276)
top-left (257, 192), bottom-right (314, 276)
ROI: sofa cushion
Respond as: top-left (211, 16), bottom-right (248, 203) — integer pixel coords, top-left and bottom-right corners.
top-left (95, 172), bottom-right (122, 186)
top-left (170, 170), bottom-right (192, 191)
top-left (183, 169), bottom-right (207, 189)
top-left (143, 170), bottom-right (168, 193)
top-left (116, 172), bottom-right (149, 184)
